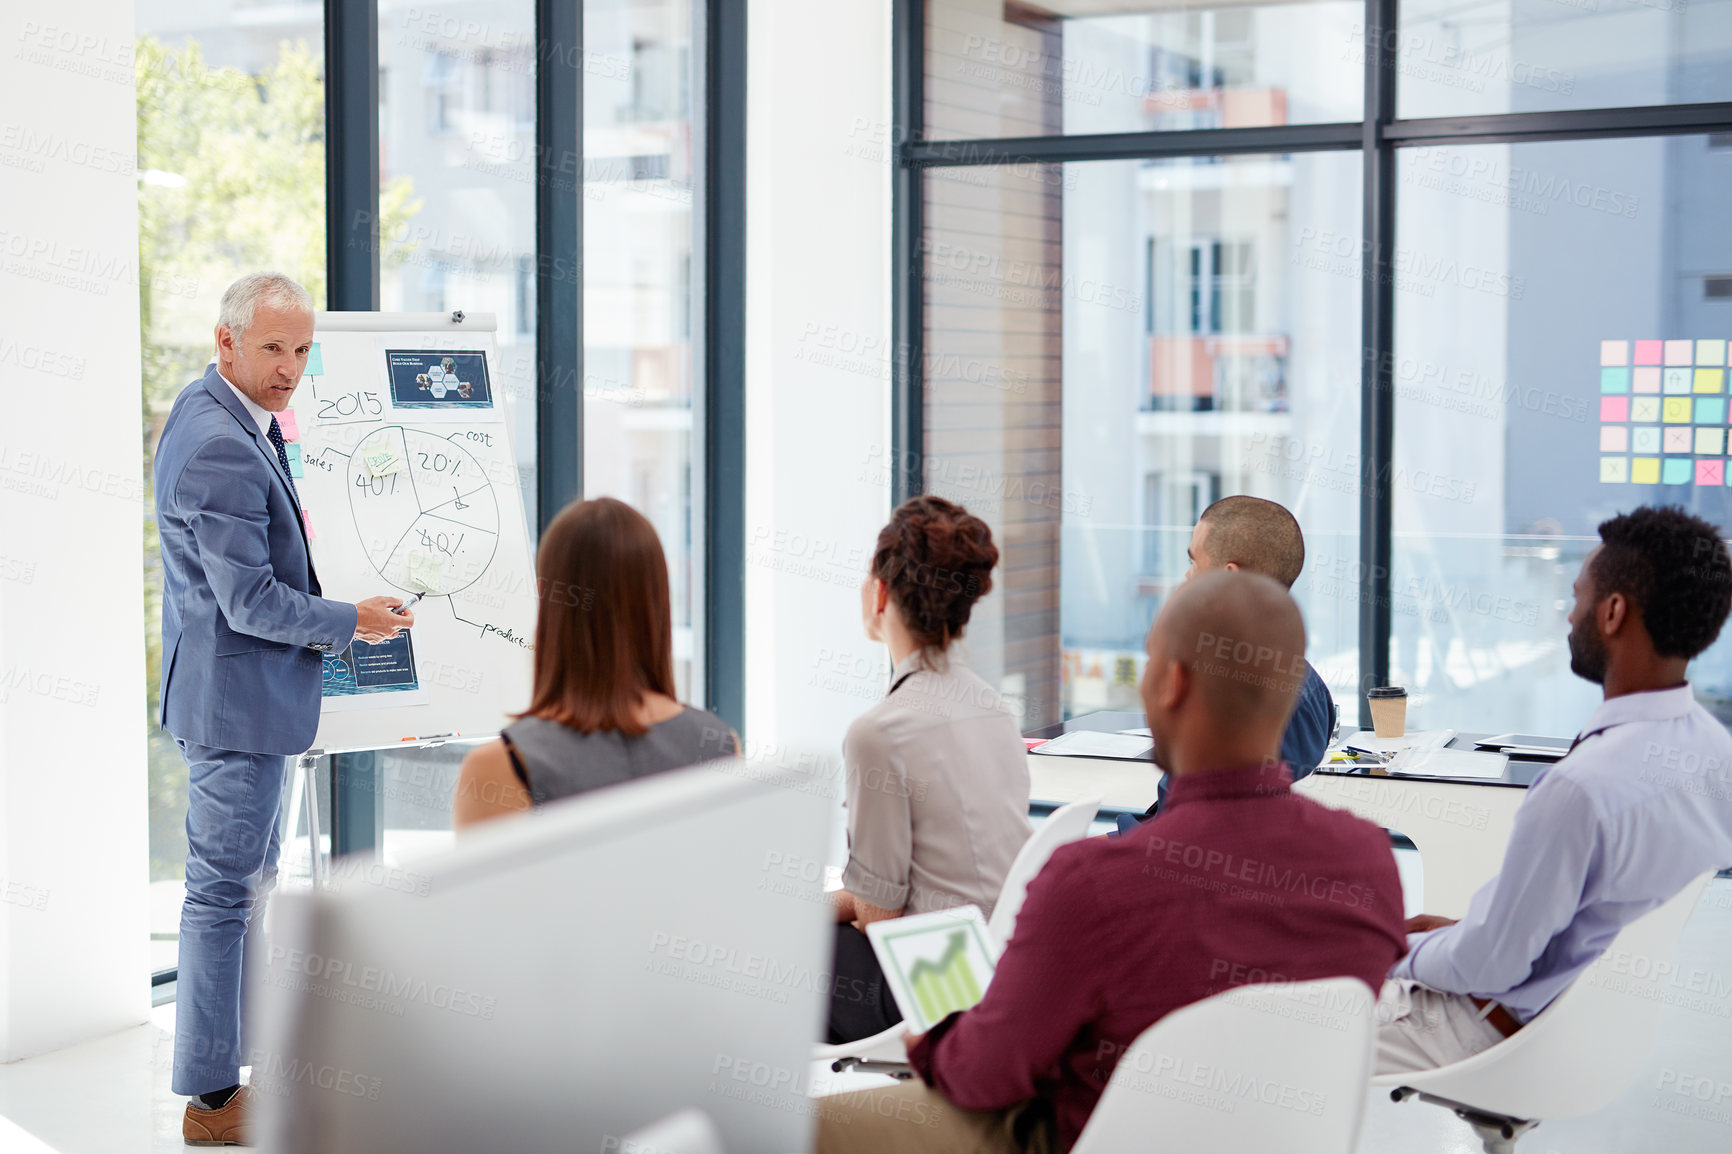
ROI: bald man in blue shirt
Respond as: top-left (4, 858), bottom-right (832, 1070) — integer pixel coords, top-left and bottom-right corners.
top-left (1117, 496), bottom-right (1337, 835)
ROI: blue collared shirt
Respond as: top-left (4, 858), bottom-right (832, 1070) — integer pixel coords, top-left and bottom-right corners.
top-left (1391, 684), bottom-right (1732, 1021)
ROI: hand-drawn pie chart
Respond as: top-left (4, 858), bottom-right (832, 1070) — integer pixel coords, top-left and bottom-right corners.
top-left (347, 426), bottom-right (498, 596)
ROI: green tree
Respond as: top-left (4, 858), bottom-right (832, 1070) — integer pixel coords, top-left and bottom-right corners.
top-left (136, 36), bottom-right (421, 882)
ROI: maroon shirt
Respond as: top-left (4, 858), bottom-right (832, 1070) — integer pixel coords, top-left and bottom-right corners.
top-left (907, 763), bottom-right (1407, 1150)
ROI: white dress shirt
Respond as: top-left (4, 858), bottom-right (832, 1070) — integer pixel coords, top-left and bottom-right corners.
top-left (217, 366), bottom-right (273, 436)
top-left (1391, 684), bottom-right (1732, 1021)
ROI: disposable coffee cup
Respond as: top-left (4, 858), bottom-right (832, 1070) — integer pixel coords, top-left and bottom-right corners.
top-left (1367, 686), bottom-right (1407, 739)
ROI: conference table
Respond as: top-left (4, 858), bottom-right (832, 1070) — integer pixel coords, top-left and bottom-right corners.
top-left (1024, 710), bottom-right (1560, 919)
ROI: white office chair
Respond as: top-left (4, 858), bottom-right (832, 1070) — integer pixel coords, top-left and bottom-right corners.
top-left (814, 796), bottom-right (1104, 1077)
top-left (1071, 978), bottom-right (1377, 1154)
top-left (1376, 871), bottom-right (1715, 1153)
top-left (988, 794), bottom-right (1106, 949)
top-left (619, 1109), bottom-right (725, 1154)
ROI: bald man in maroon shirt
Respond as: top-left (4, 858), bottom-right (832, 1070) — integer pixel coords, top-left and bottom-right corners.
top-left (815, 571), bottom-right (1408, 1154)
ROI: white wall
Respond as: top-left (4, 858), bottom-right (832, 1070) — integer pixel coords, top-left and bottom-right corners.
top-left (744, 0), bottom-right (893, 847)
top-left (0, 0), bottom-right (150, 1060)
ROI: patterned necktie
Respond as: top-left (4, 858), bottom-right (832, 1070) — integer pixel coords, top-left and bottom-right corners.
top-left (267, 415), bottom-right (302, 510)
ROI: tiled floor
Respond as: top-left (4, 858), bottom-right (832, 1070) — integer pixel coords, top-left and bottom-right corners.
top-left (3, 872), bottom-right (1728, 1153)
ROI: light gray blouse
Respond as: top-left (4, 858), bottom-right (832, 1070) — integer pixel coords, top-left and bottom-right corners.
top-left (841, 653), bottom-right (1033, 918)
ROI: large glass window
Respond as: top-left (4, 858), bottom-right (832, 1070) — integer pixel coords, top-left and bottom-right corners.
top-left (374, 0), bottom-right (540, 867)
top-left (915, 2), bottom-right (1732, 739)
top-left (1392, 135), bottom-right (1732, 733)
top-left (380, 0), bottom-right (537, 520)
top-left (925, 0), bottom-right (1363, 140)
top-left (136, 0), bottom-right (328, 974)
top-left (583, 0), bottom-right (704, 702)
top-left (368, 0), bottom-right (706, 868)
top-left (920, 151), bottom-right (1362, 727)
top-left (1396, 0), bottom-right (1732, 119)
top-left (135, 1), bottom-right (721, 970)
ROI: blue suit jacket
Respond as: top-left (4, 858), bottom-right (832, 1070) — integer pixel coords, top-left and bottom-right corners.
top-left (154, 366), bottom-right (358, 755)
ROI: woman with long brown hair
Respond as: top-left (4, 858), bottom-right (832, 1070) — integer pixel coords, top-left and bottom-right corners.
top-left (454, 497), bottom-right (734, 825)
top-left (827, 495), bottom-right (1032, 1042)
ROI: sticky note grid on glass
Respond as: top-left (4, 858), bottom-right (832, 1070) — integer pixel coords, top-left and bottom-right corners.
top-left (1600, 338), bottom-right (1732, 487)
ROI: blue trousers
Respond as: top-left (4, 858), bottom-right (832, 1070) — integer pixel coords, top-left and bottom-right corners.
top-left (172, 739), bottom-right (288, 1096)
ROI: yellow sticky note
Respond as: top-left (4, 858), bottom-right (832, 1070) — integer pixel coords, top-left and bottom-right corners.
top-left (408, 552), bottom-right (443, 592)
top-left (1663, 397), bottom-right (1692, 423)
top-left (1631, 457), bottom-right (1661, 485)
top-left (1695, 368), bottom-right (1725, 395)
top-left (363, 445), bottom-right (405, 477)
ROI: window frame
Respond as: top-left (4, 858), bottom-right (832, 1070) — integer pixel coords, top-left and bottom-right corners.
top-left (891, 0), bottom-right (1732, 729)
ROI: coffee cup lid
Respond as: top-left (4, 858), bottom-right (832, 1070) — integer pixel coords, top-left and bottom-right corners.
top-left (1367, 686), bottom-right (1407, 698)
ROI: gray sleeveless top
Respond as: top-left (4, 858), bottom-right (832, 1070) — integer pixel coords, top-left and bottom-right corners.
top-left (500, 708), bottom-right (736, 806)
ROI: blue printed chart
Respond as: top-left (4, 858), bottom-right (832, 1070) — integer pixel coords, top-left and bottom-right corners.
top-left (1598, 339), bottom-right (1731, 486)
top-left (322, 632), bottom-right (420, 706)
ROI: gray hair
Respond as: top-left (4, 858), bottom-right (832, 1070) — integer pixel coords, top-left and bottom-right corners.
top-left (218, 272), bottom-right (314, 341)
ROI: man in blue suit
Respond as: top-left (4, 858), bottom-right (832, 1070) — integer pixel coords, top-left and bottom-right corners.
top-left (154, 272), bottom-right (412, 1144)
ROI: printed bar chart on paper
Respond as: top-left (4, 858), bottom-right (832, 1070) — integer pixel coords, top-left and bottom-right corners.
top-left (908, 931), bottom-right (984, 1023)
top-left (868, 906), bottom-right (1000, 1033)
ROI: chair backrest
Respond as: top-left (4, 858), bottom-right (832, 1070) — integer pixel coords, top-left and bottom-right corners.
top-left (987, 795), bottom-right (1103, 949)
top-left (1071, 978), bottom-right (1377, 1154)
top-left (1379, 871), bottom-right (1714, 1120)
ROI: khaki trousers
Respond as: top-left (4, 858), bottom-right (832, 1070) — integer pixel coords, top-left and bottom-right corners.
top-left (1375, 978), bottom-right (1508, 1075)
top-left (814, 1081), bottom-right (1054, 1154)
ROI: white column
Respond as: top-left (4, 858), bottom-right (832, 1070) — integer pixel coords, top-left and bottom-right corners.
top-left (744, 0), bottom-right (893, 750)
top-left (0, 0), bottom-right (150, 1061)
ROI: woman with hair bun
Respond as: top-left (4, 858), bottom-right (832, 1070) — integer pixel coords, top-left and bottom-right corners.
top-left (827, 496), bottom-right (1032, 1043)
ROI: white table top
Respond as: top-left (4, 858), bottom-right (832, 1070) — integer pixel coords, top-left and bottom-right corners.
top-left (1027, 751), bottom-right (1161, 811)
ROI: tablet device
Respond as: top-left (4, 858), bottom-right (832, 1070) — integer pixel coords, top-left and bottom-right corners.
top-left (1471, 733), bottom-right (1572, 759)
top-left (866, 905), bottom-right (1000, 1033)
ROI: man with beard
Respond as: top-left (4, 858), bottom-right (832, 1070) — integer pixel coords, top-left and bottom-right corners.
top-left (1376, 505), bottom-right (1732, 1072)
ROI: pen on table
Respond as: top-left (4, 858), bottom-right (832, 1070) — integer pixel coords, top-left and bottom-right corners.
top-left (392, 592), bottom-right (423, 616)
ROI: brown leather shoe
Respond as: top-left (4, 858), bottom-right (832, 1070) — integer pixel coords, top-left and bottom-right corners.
top-left (182, 1087), bottom-right (251, 1147)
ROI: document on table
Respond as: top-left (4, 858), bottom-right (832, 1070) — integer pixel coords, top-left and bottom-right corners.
top-left (1389, 747), bottom-right (1509, 780)
top-left (1031, 730), bottom-right (1154, 759)
top-left (1358, 729), bottom-right (1456, 755)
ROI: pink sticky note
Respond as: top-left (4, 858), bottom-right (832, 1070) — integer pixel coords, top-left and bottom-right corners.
top-left (1600, 340), bottom-right (1628, 367)
top-left (1601, 396), bottom-right (1629, 422)
top-left (1698, 460), bottom-right (1724, 487)
top-left (1665, 340), bottom-right (1693, 366)
top-left (1632, 367), bottom-right (1661, 394)
top-left (1634, 340), bottom-right (1663, 365)
top-left (278, 409), bottom-right (300, 441)
top-left (302, 509), bottom-right (316, 540)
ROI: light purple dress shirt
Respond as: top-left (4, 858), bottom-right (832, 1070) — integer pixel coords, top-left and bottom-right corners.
top-left (1391, 684), bottom-right (1732, 1021)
